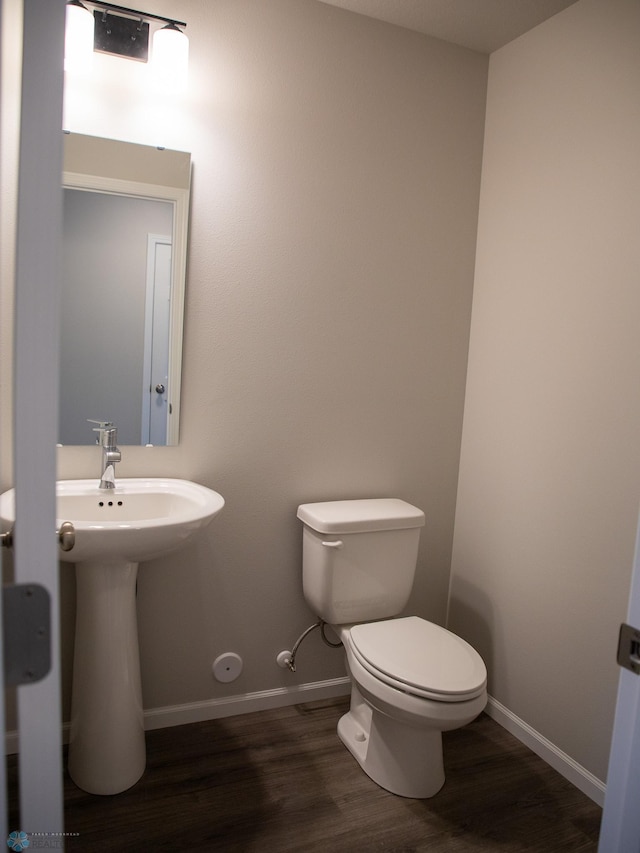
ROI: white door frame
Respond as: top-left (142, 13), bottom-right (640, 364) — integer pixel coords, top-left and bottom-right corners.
top-left (5, 0), bottom-right (66, 839)
top-left (141, 233), bottom-right (171, 446)
top-left (598, 505), bottom-right (640, 851)
top-left (1, 0), bottom-right (8, 836)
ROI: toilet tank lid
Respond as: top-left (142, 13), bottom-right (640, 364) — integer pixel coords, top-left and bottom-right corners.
top-left (297, 498), bottom-right (425, 533)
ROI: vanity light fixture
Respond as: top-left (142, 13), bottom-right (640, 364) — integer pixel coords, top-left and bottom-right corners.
top-left (151, 21), bottom-right (190, 87)
top-left (64, 1), bottom-right (188, 83)
top-left (64, 1), bottom-right (94, 71)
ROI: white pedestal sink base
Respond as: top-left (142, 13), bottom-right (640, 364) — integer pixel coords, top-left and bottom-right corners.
top-left (1, 478), bottom-right (225, 794)
top-left (68, 560), bottom-right (145, 795)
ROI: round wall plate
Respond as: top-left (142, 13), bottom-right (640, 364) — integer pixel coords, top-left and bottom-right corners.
top-left (212, 652), bottom-right (243, 683)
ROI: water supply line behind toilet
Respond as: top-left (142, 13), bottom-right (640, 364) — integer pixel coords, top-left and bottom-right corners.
top-left (277, 620), bottom-right (342, 672)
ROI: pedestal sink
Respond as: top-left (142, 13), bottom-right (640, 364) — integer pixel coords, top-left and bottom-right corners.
top-left (0, 478), bottom-right (224, 795)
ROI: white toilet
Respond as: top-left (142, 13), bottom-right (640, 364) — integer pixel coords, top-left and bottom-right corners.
top-left (297, 497), bottom-right (487, 798)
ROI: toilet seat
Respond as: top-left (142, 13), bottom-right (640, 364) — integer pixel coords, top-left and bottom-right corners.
top-left (347, 616), bottom-right (486, 703)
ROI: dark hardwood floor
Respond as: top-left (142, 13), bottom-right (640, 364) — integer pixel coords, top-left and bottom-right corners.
top-left (8, 697), bottom-right (601, 851)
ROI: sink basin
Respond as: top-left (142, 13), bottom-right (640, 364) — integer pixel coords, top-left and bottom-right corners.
top-left (0, 477), bottom-right (225, 563)
top-left (0, 476), bottom-right (224, 796)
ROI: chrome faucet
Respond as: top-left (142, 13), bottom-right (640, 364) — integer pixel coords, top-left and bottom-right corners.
top-left (89, 420), bottom-right (122, 489)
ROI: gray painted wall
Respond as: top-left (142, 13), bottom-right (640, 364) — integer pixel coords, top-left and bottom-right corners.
top-left (449, 0), bottom-right (640, 782)
top-left (10, 0), bottom-right (485, 723)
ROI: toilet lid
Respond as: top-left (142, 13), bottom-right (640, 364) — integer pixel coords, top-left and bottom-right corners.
top-left (349, 617), bottom-right (486, 700)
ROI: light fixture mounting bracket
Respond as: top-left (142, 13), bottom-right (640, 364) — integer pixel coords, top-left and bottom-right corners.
top-left (93, 8), bottom-right (149, 61)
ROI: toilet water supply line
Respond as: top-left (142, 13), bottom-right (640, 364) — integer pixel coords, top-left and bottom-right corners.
top-left (282, 620), bottom-right (342, 672)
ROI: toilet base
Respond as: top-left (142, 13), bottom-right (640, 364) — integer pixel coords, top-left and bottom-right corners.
top-left (337, 690), bottom-right (445, 798)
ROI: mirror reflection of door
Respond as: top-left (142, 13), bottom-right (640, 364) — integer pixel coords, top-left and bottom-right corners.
top-left (142, 235), bottom-right (172, 445)
top-left (60, 189), bottom-right (173, 445)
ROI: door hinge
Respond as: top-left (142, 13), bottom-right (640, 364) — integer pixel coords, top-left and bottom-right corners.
top-left (3, 584), bottom-right (51, 686)
top-left (617, 623), bottom-right (640, 675)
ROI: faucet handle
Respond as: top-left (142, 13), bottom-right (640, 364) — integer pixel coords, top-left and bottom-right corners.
top-left (87, 419), bottom-right (116, 445)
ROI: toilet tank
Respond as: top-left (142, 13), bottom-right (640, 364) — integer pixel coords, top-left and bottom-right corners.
top-left (297, 499), bottom-right (425, 625)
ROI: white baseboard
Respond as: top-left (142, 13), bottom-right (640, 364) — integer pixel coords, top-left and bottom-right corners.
top-left (4, 681), bottom-right (606, 809)
top-left (5, 676), bottom-right (351, 755)
top-left (5, 730), bottom-right (18, 756)
top-left (143, 676), bottom-right (351, 731)
top-left (485, 695), bottom-right (606, 807)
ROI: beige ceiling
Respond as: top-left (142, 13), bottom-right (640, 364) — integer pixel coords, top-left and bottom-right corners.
top-left (316, 0), bottom-right (579, 53)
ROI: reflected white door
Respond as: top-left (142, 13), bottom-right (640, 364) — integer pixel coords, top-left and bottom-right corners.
top-left (141, 235), bottom-right (171, 445)
top-left (1, 0), bottom-right (66, 843)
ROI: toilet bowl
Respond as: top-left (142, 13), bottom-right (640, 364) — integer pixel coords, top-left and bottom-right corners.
top-left (297, 498), bottom-right (487, 798)
top-left (335, 617), bottom-right (487, 798)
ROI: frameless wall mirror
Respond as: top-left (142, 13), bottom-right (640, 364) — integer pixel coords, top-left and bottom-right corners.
top-left (60, 132), bottom-right (191, 446)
